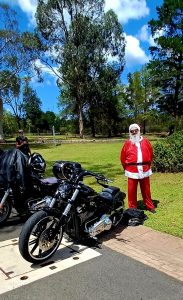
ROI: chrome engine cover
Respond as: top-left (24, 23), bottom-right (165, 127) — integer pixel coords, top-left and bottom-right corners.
top-left (85, 215), bottom-right (112, 237)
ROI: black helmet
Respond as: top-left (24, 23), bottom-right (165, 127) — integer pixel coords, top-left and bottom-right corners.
top-left (28, 153), bottom-right (46, 173)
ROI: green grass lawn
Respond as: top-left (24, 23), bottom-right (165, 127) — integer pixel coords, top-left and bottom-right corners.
top-left (27, 141), bottom-right (183, 239)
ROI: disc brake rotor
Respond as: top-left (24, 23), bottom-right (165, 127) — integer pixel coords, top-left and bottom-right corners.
top-left (38, 228), bottom-right (57, 251)
top-left (0, 205), bottom-right (7, 217)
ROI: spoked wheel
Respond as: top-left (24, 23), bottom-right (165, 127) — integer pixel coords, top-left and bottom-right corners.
top-left (0, 199), bottom-right (12, 226)
top-left (19, 210), bottom-right (63, 264)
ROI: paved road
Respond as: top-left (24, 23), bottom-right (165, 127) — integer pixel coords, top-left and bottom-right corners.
top-left (0, 215), bottom-right (183, 300)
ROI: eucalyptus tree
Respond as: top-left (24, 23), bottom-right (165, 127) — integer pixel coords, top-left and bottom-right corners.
top-left (0, 3), bottom-right (43, 139)
top-left (148, 0), bottom-right (183, 119)
top-left (0, 4), bottom-right (20, 139)
top-left (0, 71), bottom-right (21, 136)
top-left (44, 111), bottom-right (56, 129)
top-left (125, 67), bottom-right (159, 133)
top-left (140, 65), bottom-right (160, 133)
top-left (3, 110), bottom-right (17, 135)
top-left (36, 0), bottom-right (125, 138)
top-left (126, 71), bottom-right (144, 119)
top-left (22, 81), bottom-right (42, 132)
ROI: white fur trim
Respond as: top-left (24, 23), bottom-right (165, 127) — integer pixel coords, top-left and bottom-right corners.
top-left (129, 124), bottom-right (140, 132)
top-left (136, 142), bottom-right (143, 175)
top-left (125, 169), bottom-right (152, 179)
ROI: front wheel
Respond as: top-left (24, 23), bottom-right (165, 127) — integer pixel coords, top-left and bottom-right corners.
top-left (19, 210), bottom-right (63, 264)
top-left (0, 199), bottom-right (12, 226)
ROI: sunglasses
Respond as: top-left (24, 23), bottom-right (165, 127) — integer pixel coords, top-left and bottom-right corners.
top-left (130, 129), bottom-right (139, 133)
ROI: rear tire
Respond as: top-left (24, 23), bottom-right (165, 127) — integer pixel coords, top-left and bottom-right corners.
top-left (0, 199), bottom-right (12, 226)
top-left (19, 210), bottom-right (63, 264)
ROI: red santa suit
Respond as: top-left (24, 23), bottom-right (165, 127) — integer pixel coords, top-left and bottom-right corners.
top-left (120, 136), bottom-right (155, 210)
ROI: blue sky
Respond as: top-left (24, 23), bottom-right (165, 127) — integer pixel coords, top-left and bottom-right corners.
top-left (3, 0), bottom-right (163, 114)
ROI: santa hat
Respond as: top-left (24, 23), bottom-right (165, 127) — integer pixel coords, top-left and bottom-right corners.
top-left (129, 123), bottom-right (140, 132)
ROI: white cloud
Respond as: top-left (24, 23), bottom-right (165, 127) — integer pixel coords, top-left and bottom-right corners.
top-left (17, 0), bottom-right (37, 25)
top-left (137, 24), bottom-right (156, 46)
top-left (137, 24), bottom-right (164, 46)
top-left (35, 59), bottom-right (59, 77)
top-left (105, 0), bottom-right (149, 23)
top-left (138, 24), bottom-right (149, 42)
top-left (30, 59), bottom-right (59, 86)
top-left (16, 0), bottom-right (150, 26)
top-left (17, 0), bottom-right (37, 13)
top-left (125, 34), bottom-right (150, 67)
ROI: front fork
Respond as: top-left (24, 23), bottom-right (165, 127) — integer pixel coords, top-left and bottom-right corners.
top-left (0, 188), bottom-right (11, 209)
top-left (48, 186), bottom-right (81, 235)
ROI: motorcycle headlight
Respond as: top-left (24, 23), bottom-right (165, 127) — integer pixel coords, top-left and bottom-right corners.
top-left (57, 183), bottom-right (72, 199)
top-left (52, 161), bottom-right (82, 180)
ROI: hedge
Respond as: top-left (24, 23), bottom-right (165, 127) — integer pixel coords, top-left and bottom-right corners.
top-left (152, 131), bottom-right (183, 172)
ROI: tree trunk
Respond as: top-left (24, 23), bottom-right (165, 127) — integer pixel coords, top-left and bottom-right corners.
top-left (89, 113), bottom-right (96, 137)
top-left (173, 54), bottom-right (182, 117)
top-left (0, 99), bottom-right (4, 142)
top-left (16, 116), bottom-right (21, 129)
top-left (143, 119), bottom-right (146, 135)
top-left (78, 103), bottom-right (84, 139)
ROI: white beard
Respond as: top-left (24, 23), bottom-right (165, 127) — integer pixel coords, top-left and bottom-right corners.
top-left (130, 133), bottom-right (140, 144)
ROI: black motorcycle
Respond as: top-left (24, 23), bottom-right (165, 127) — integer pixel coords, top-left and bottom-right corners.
top-left (0, 149), bottom-right (60, 226)
top-left (19, 161), bottom-right (126, 264)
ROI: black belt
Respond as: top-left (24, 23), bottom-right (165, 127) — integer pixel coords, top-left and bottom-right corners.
top-left (126, 162), bottom-right (150, 166)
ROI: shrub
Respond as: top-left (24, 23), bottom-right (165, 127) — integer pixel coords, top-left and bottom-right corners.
top-left (152, 131), bottom-right (183, 172)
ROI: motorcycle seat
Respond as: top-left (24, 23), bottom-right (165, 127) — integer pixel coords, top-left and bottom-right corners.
top-left (99, 186), bottom-right (120, 202)
top-left (102, 186), bottom-right (120, 194)
top-left (40, 177), bottom-right (59, 185)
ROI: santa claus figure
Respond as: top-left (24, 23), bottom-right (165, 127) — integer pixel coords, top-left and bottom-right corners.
top-left (120, 123), bottom-right (156, 213)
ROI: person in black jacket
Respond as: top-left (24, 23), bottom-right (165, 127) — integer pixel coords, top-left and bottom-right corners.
top-left (15, 129), bottom-right (31, 156)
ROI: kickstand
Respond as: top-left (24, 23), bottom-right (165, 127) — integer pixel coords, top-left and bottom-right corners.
top-left (82, 236), bottom-right (102, 249)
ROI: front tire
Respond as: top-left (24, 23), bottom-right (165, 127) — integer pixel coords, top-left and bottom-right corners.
top-left (19, 210), bottom-right (63, 264)
top-left (0, 199), bottom-right (12, 226)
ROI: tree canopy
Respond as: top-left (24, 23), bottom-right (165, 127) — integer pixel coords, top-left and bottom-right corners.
top-left (1, 1), bottom-right (183, 138)
top-left (148, 0), bottom-right (183, 118)
top-left (0, 3), bottom-right (43, 138)
top-left (36, 0), bottom-right (125, 137)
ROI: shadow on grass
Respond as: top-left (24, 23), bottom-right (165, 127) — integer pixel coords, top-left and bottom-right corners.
top-left (79, 162), bottom-right (122, 179)
top-left (137, 199), bottom-right (160, 210)
top-left (0, 143), bottom-right (57, 152)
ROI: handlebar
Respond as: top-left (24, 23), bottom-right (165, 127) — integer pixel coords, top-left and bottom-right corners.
top-left (76, 170), bottom-right (112, 185)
